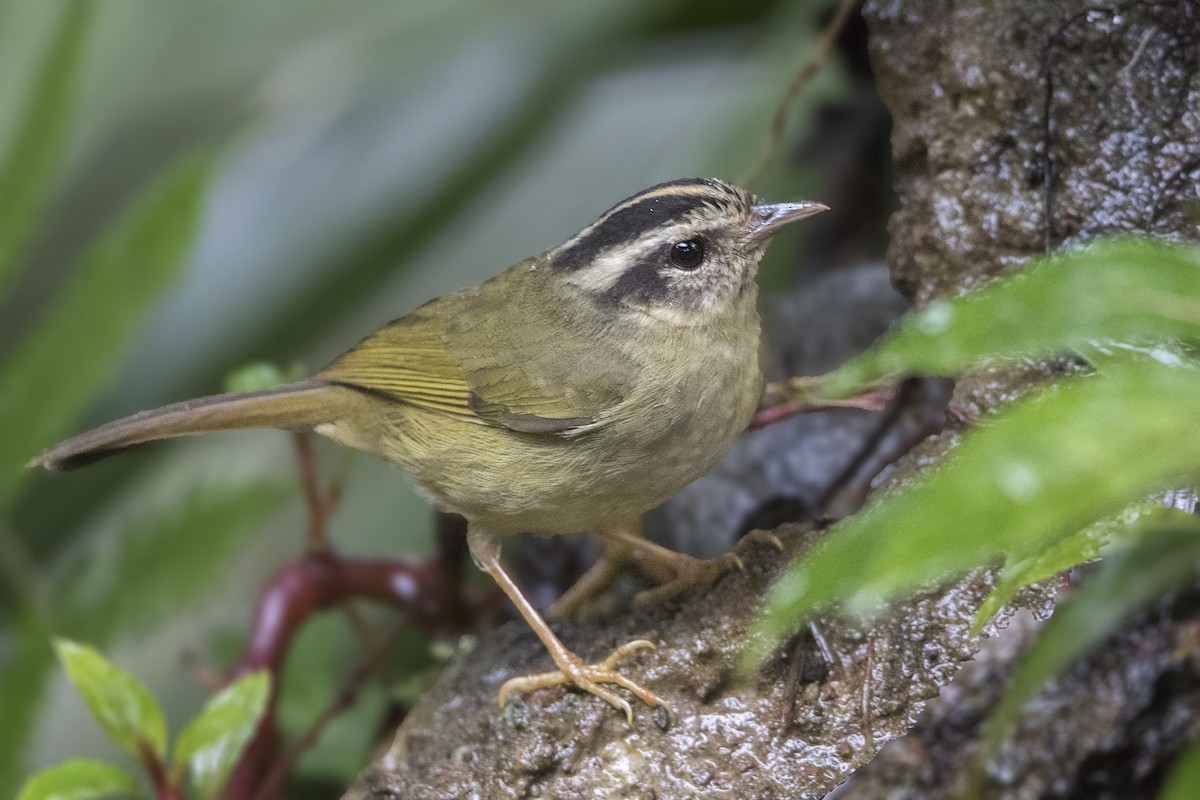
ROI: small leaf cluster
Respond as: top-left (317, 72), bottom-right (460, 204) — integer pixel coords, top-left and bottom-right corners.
top-left (18, 640), bottom-right (269, 800)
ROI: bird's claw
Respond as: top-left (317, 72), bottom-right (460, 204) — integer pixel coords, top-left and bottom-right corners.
top-left (631, 551), bottom-right (742, 609)
top-left (737, 529), bottom-right (785, 554)
top-left (498, 639), bottom-right (660, 723)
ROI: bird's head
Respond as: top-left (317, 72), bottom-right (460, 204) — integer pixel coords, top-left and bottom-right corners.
top-left (551, 178), bottom-right (827, 325)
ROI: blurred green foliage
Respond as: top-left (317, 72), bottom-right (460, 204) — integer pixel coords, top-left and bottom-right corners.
top-left (820, 238), bottom-right (1200, 397)
top-left (965, 515), bottom-right (1200, 794)
top-left (1163, 739), bottom-right (1200, 800)
top-left (750, 239), bottom-right (1200, 797)
top-left (17, 759), bottom-right (138, 800)
top-left (0, 0), bottom-right (839, 793)
top-left (754, 239), bottom-right (1200, 645)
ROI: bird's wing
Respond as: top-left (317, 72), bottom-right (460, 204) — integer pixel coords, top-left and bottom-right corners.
top-left (319, 273), bottom-right (637, 435)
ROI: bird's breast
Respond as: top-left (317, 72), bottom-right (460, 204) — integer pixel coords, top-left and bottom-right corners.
top-left (382, 312), bottom-right (762, 536)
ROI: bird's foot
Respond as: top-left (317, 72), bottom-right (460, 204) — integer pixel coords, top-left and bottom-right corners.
top-left (631, 549), bottom-right (744, 609)
top-left (498, 639), bottom-right (660, 723)
top-left (628, 529), bottom-right (785, 608)
top-left (551, 526), bottom-right (784, 619)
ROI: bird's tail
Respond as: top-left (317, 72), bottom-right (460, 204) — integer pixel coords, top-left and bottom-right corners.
top-left (27, 379), bottom-right (343, 471)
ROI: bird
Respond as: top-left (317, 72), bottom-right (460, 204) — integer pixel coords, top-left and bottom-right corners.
top-left (28, 177), bottom-right (827, 721)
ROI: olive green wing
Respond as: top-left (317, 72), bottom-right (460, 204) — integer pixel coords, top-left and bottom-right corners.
top-left (320, 309), bottom-right (476, 418)
top-left (319, 282), bottom-right (636, 435)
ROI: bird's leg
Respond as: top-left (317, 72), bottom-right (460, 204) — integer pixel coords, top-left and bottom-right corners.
top-left (467, 528), bottom-right (661, 722)
top-left (546, 548), bottom-right (624, 620)
top-left (547, 520), bottom-right (673, 620)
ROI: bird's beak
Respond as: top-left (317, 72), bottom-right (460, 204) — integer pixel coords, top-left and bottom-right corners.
top-left (748, 201), bottom-right (829, 244)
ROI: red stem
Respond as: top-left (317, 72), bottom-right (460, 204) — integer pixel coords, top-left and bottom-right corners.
top-left (139, 742), bottom-right (182, 800)
top-left (220, 553), bottom-right (467, 800)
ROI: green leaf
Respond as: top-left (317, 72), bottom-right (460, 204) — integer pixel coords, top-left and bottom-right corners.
top-left (1162, 739), bottom-right (1200, 800)
top-left (747, 360), bottom-right (1200, 665)
top-left (0, 0), bottom-right (93, 298)
top-left (821, 238), bottom-right (1200, 398)
top-left (0, 157), bottom-right (209, 515)
top-left (16, 759), bottom-right (139, 800)
top-left (967, 519), bottom-right (1200, 792)
top-left (52, 639), bottom-right (168, 762)
top-left (969, 506), bottom-right (1152, 635)
top-left (173, 670), bottom-right (270, 800)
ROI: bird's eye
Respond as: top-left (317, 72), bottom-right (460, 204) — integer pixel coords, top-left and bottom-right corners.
top-left (669, 239), bottom-right (705, 270)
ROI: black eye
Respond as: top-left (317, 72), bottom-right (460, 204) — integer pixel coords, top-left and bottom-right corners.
top-left (669, 239), bottom-right (705, 270)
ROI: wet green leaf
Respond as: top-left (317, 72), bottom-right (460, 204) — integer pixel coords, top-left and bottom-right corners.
top-left (173, 670), bottom-right (270, 800)
top-left (52, 639), bottom-right (167, 762)
top-left (967, 518), bottom-right (1200, 792)
top-left (969, 506), bottom-right (1153, 636)
top-left (820, 238), bottom-right (1200, 398)
top-left (747, 360), bottom-right (1200, 665)
top-left (16, 759), bottom-right (139, 800)
top-left (0, 1), bottom-right (92, 298)
top-left (0, 157), bottom-right (209, 515)
top-left (1162, 739), bottom-right (1200, 800)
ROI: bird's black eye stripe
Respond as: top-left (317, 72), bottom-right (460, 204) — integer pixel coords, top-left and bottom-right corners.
top-left (669, 239), bottom-right (705, 270)
top-left (552, 194), bottom-right (706, 272)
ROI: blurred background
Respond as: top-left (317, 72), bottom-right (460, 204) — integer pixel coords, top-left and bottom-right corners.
top-left (0, 0), bottom-right (886, 793)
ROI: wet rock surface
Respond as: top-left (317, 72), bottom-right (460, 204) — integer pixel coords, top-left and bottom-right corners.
top-left (834, 593), bottom-right (1200, 799)
top-left (345, 522), bottom-right (1040, 800)
top-left (866, 0), bottom-right (1200, 306)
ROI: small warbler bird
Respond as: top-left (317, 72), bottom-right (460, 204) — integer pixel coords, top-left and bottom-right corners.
top-left (29, 178), bottom-right (826, 720)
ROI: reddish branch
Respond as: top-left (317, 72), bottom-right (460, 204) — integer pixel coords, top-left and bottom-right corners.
top-left (206, 435), bottom-right (478, 800)
top-left (291, 433), bottom-right (344, 551)
top-left (749, 385), bottom-right (896, 430)
top-left (140, 741), bottom-right (183, 800)
top-left (219, 552), bottom-right (469, 798)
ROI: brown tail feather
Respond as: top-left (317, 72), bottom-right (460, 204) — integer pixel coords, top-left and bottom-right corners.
top-left (27, 379), bottom-right (339, 471)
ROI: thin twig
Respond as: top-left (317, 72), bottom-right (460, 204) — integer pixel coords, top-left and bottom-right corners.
top-left (340, 601), bottom-right (379, 654)
top-left (248, 625), bottom-right (404, 800)
top-left (292, 433), bottom-right (329, 551)
top-left (221, 554), bottom-right (460, 799)
top-left (808, 621), bottom-right (845, 678)
top-left (741, 0), bottom-right (860, 188)
top-left (749, 385), bottom-right (895, 430)
top-left (181, 648), bottom-right (224, 691)
top-left (782, 632), bottom-right (808, 730)
top-left (1118, 26), bottom-right (1156, 83)
top-left (139, 742), bottom-right (182, 800)
top-left (293, 434), bottom-right (377, 656)
top-left (861, 633), bottom-right (876, 750)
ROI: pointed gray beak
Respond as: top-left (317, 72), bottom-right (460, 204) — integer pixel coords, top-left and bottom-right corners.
top-left (748, 201), bottom-right (829, 244)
